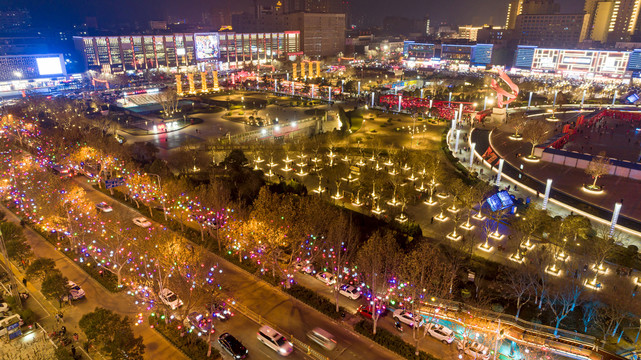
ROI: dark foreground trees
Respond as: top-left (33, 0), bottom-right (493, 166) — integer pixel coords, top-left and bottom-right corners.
top-left (79, 307), bottom-right (145, 360)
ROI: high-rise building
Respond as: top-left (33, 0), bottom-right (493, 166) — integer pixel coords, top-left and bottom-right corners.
top-left (515, 13), bottom-right (589, 48)
top-left (505, 0), bottom-right (560, 29)
top-left (0, 9), bottom-right (32, 33)
top-left (505, 0), bottom-right (524, 29)
top-left (425, 14), bottom-right (431, 35)
top-left (584, 0), bottom-right (641, 44)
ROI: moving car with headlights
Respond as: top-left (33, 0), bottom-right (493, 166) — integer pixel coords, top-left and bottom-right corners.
top-left (218, 332), bottom-right (248, 359)
top-left (133, 217), bottom-right (152, 228)
top-left (307, 327), bottom-right (337, 350)
top-left (95, 202), bottom-right (113, 212)
top-left (427, 323), bottom-right (455, 344)
top-left (257, 325), bottom-right (293, 356)
top-left (338, 284), bottom-right (361, 300)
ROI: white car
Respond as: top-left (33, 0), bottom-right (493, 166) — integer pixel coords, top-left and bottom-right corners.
top-left (315, 272), bottom-right (336, 285)
top-left (393, 309), bottom-right (417, 327)
top-left (457, 340), bottom-right (490, 359)
top-left (0, 302), bottom-right (9, 312)
top-left (427, 323), bottom-right (455, 344)
top-left (159, 288), bottom-right (183, 310)
top-left (258, 325), bottom-right (293, 356)
top-left (67, 281), bottom-right (86, 300)
top-left (338, 284), bottom-right (361, 300)
top-left (95, 202), bottom-right (113, 212)
top-left (294, 262), bottom-right (314, 274)
top-left (133, 217), bottom-right (152, 228)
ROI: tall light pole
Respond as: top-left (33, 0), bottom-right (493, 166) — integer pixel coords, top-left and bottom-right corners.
top-left (147, 173), bottom-right (167, 221)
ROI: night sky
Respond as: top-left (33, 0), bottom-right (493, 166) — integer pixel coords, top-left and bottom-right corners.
top-left (7, 0), bottom-right (585, 28)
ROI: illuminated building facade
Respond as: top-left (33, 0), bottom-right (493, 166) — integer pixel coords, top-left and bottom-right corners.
top-left (585, 0), bottom-right (641, 44)
top-left (402, 41), bottom-right (493, 68)
top-left (73, 31), bottom-right (301, 72)
top-left (512, 45), bottom-right (641, 79)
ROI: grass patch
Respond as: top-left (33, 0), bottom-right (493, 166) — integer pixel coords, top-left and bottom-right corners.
top-left (148, 315), bottom-right (221, 359)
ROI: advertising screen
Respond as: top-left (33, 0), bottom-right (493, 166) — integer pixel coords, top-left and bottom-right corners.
top-left (36, 57), bottom-right (63, 76)
top-left (194, 33), bottom-right (219, 60)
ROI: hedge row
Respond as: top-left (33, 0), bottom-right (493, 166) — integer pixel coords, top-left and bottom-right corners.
top-left (148, 315), bottom-right (220, 359)
top-left (353, 320), bottom-right (441, 360)
top-left (284, 284), bottom-right (348, 320)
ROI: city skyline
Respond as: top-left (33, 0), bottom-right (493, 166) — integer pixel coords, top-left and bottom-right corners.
top-left (3, 0), bottom-right (585, 29)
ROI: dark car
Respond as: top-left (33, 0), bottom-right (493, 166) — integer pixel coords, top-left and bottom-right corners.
top-left (218, 333), bottom-right (248, 359)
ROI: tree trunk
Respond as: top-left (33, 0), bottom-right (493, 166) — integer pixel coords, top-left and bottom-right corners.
top-left (592, 176), bottom-right (599, 187)
top-left (530, 144), bottom-right (536, 156)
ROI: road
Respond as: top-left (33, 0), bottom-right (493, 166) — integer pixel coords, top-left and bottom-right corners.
top-left (72, 177), bottom-right (402, 360)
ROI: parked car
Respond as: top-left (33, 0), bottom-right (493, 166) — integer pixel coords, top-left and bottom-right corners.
top-left (456, 340), bottom-right (490, 359)
top-left (184, 312), bottom-right (213, 335)
top-left (392, 309), bottom-right (417, 327)
top-left (257, 325), bottom-right (293, 356)
top-left (66, 281), bottom-right (85, 300)
top-left (218, 333), bottom-right (248, 359)
top-left (0, 302), bottom-right (9, 312)
top-left (210, 301), bottom-right (233, 321)
top-left (307, 327), bottom-right (337, 350)
top-left (338, 284), bottom-right (361, 300)
top-left (357, 304), bottom-right (387, 319)
top-left (315, 272), bottom-right (336, 285)
top-left (95, 202), bottom-right (113, 212)
top-left (294, 261), bottom-right (314, 274)
top-left (427, 323), bottom-right (455, 344)
top-left (133, 217), bottom-right (151, 228)
top-left (159, 288), bottom-right (183, 310)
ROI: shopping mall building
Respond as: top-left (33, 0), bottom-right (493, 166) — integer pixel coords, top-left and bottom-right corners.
top-left (73, 31), bottom-right (302, 73)
top-left (512, 45), bottom-right (641, 80)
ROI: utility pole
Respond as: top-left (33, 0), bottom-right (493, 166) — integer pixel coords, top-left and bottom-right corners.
top-left (0, 229), bottom-right (20, 300)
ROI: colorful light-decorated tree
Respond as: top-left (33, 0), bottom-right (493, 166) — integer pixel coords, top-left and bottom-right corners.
top-left (357, 230), bottom-right (400, 335)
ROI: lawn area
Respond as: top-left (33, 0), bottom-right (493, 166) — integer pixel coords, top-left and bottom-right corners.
top-left (347, 110), bottom-right (364, 132)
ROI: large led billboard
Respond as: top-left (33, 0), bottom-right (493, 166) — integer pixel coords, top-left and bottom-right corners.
top-left (36, 57), bottom-right (64, 76)
top-left (194, 33), bottom-right (220, 60)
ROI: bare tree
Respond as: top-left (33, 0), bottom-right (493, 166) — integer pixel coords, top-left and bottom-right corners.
top-left (500, 265), bottom-right (533, 320)
top-left (523, 122), bottom-right (554, 158)
top-left (547, 278), bottom-right (584, 335)
top-left (585, 152), bottom-right (611, 190)
top-left (398, 242), bottom-right (450, 354)
top-left (158, 89), bottom-right (179, 117)
top-left (357, 230), bottom-right (400, 334)
top-left (323, 211), bottom-right (359, 313)
top-left (509, 115), bottom-right (528, 138)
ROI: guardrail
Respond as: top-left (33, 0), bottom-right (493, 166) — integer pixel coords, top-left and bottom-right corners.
top-left (228, 299), bottom-right (328, 360)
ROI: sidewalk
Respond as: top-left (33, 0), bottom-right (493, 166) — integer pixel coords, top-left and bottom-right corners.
top-left (0, 204), bottom-right (188, 360)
